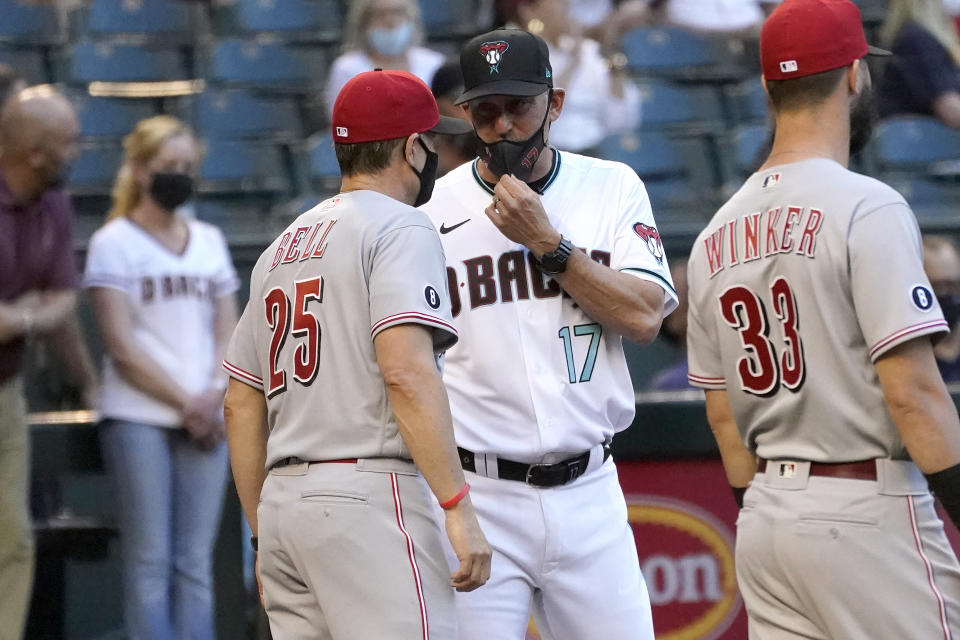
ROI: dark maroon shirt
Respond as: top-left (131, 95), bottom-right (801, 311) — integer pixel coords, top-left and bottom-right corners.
top-left (0, 170), bottom-right (78, 382)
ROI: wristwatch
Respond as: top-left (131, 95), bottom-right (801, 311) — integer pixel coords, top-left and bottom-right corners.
top-left (536, 235), bottom-right (574, 276)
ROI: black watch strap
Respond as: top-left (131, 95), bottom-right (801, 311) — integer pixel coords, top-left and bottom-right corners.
top-left (537, 235), bottom-right (574, 275)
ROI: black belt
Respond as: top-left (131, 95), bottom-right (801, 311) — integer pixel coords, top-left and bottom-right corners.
top-left (457, 444), bottom-right (611, 487)
top-left (270, 456), bottom-right (358, 470)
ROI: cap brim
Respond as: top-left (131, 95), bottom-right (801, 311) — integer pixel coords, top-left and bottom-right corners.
top-left (455, 80), bottom-right (550, 105)
top-left (427, 115), bottom-right (474, 136)
top-left (867, 45), bottom-right (892, 57)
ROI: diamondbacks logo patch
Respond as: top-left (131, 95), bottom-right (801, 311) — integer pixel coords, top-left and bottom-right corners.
top-left (480, 41), bottom-right (509, 73)
top-left (633, 222), bottom-right (664, 265)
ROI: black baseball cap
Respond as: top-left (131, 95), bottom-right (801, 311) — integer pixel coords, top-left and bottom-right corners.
top-left (456, 28), bottom-right (553, 104)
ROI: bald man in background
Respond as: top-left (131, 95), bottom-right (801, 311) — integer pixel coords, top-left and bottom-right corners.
top-left (0, 87), bottom-right (96, 639)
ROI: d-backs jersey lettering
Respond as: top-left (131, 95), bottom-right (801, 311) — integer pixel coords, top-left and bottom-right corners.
top-left (224, 191), bottom-right (457, 468)
top-left (420, 151), bottom-right (678, 460)
top-left (687, 158), bottom-right (948, 462)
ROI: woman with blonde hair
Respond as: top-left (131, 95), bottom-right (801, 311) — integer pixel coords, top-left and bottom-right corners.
top-left (878, 0), bottom-right (960, 127)
top-left (83, 115), bottom-right (239, 640)
top-left (323, 0), bottom-right (444, 118)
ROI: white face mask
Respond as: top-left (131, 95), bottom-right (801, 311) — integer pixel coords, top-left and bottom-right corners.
top-left (367, 22), bottom-right (414, 57)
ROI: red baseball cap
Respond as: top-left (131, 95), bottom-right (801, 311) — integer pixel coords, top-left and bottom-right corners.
top-left (760, 0), bottom-right (890, 82)
top-left (332, 69), bottom-right (472, 143)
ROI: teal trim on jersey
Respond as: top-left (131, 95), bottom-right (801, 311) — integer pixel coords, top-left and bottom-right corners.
top-left (470, 149), bottom-right (562, 195)
top-left (621, 267), bottom-right (678, 298)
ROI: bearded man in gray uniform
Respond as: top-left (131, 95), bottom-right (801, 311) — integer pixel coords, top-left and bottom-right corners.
top-left (687, 1), bottom-right (960, 638)
top-left (223, 70), bottom-right (490, 640)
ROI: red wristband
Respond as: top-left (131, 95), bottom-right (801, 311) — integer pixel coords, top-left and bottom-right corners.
top-left (439, 483), bottom-right (470, 510)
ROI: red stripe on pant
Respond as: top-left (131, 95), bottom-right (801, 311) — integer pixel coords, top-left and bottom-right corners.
top-left (391, 473), bottom-right (429, 640)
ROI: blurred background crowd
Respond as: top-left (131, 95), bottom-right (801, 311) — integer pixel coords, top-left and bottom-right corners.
top-left (4, 0), bottom-right (960, 638)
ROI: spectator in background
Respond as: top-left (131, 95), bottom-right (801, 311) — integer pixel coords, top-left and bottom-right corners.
top-left (924, 235), bottom-right (960, 382)
top-left (0, 87), bottom-right (94, 640)
top-left (650, 258), bottom-right (690, 390)
top-left (657, 0), bottom-right (781, 35)
top-left (513, 0), bottom-right (641, 154)
top-left (324, 0), bottom-right (445, 120)
top-left (84, 116), bottom-right (239, 640)
top-left (431, 60), bottom-right (479, 174)
top-left (878, 0), bottom-right (960, 127)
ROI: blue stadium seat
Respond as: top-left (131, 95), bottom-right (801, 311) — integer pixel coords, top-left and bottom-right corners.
top-left (193, 89), bottom-right (302, 140)
top-left (727, 78), bottom-right (768, 123)
top-left (872, 116), bottom-right (960, 173)
top-left (208, 39), bottom-right (317, 91)
top-left (69, 144), bottom-right (122, 196)
top-left (69, 40), bottom-right (187, 84)
top-left (0, 45), bottom-right (47, 84)
top-left (636, 80), bottom-right (725, 133)
top-left (418, 0), bottom-right (474, 40)
top-left (199, 138), bottom-right (289, 195)
top-left (621, 26), bottom-right (746, 80)
top-left (733, 123), bottom-right (770, 177)
top-left (71, 93), bottom-right (157, 139)
top-left (0, 0), bottom-right (63, 44)
top-left (596, 131), bottom-right (702, 209)
top-left (86, 0), bottom-right (194, 40)
top-left (307, 133), bottom-right (340, 191)
top-left (230, 0), bottom-right (342, 41)
top-left (195, 199), bottom-right (270, 242)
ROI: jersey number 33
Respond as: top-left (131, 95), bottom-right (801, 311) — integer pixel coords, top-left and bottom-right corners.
top-left (719, 277), bottom-right (806, 396)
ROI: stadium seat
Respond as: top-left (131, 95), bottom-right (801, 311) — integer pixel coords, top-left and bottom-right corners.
top-left (228, 0), bottom-right (342, 42)
top-left (69, 40), bottom-right (188, 84)
top-left (871, 116), bottom-right (960, 173)
top-left (0, 0), bottom-right (63, 44)
top-left (71, 93), bottom-right (157, 139)
top-left (69, 144), bottom-right (122, 196)
top-left (418, 0), bottom-right (474, 40)
top-left (636, 80), bottom-right (725, 133)
top-left (621, 26), bottom-right (746, 81)
top-left (85, 0), bottom-right (195, 40)
top-left (0, 45), bottom-right (47, 85)
top-left (726, 78), bottom-right (768, 123)
top-left (198, 138), bottom-right (290, 195)
top-left (596, 131), bottom-right (702, 210)
top-left (192, 89), bottom-right (302, 140)
top-left (208, 39), bottom-right (319, 91)
top-left (732, 123), bottom-right (770, 178)
top-left (306, 133), bottom-right (340, 192)
top-left (195, 199), bottom-right (271, 244)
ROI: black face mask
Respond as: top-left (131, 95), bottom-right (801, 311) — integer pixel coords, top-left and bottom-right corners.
top-left (475, 94), bottom-right (551, 182)
top-left (149, 172), bottom-right (194, 212)
top-left (849, 82), bottom-right (878, 157)
top-left (939, 293), bottom-right (960, 328)
top-left (411, 137), bottom-right (439, 207)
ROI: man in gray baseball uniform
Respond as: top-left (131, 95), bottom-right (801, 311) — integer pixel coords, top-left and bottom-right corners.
top-left (687, 1), bottom-right (960, 638)
top-left (223, 69), bottom-right (490, 640)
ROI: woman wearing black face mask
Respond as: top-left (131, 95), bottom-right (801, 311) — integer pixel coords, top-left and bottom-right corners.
top-left (82, 115), bottom-right (239, 640)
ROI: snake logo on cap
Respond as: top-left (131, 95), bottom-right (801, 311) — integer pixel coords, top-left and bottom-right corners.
top-left (480, 41), bottom-right (509, 74)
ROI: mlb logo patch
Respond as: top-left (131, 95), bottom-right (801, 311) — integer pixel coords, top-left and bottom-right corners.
top-left (778, 462), bottom-right (798, 479)
top-left (780, 60), bottom-right (798, 73)
top-left (335, 126), bottom-right (348, 137)
top-left (762, 173), bottom-right (781, 189)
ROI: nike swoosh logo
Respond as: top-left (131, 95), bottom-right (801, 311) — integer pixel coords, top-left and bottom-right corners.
top-left (439, 219), bottom-right (471, 234)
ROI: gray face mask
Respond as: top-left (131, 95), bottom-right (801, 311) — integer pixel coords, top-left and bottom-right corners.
top-left (367, 22), bottom-right (414, 57)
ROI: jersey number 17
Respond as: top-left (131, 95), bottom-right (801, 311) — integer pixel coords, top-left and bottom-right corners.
top-left (719, 277), bottom-right (806, 396)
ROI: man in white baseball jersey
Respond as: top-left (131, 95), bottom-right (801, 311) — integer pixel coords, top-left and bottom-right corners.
top-left (419, 28), bottom-right (677, 640)
top-left (222, 69), bottom-right (490, 640)
top-left (686, 1), bottom-right (960, 637)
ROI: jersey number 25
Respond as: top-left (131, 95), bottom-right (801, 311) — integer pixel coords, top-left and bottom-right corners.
top-left (265, 277), bottom-right (324, 397)
top-left (719, 277), bottom-right (805, 396)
